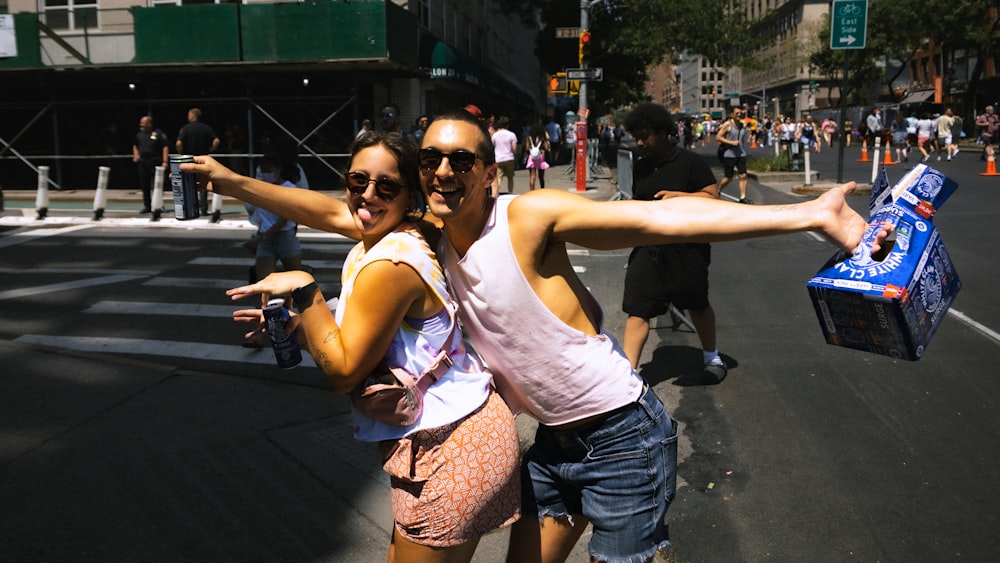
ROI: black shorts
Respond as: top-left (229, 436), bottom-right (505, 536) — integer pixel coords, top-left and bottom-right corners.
top-left (723, 156), bottom-right (747, 178)
top-left (622, 244), bottom-right (711, 318)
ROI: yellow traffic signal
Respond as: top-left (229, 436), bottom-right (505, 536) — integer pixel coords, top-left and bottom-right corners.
top-left (578, 31), bottom-right (592, 66)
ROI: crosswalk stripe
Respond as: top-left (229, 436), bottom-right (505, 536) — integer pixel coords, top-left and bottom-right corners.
top-left (0, 267), bottom-right (157, 276)
top-left (143, 277), bottom-right (249, 289)
top-left (0, 224), bottom-right (95, 249)
top-left (14, 334), bottom-right (317, 368)
top-left (83, 300), bottom-right (242, 318)
top-left (187, 257), bottom-right (345, 269)
top-left (0, 274), bottom-right (151, 301)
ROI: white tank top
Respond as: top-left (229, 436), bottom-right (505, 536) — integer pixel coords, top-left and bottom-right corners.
top-left (336, 226), bottom-right (492, 441)
top-left (439, 196), bottom-right (643, 426)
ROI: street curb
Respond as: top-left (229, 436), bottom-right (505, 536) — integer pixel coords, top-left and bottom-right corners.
top-left (792, 182), bottom-right (872, 195)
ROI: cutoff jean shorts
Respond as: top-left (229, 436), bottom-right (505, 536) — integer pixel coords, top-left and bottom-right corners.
top-left (522, 384), bottom-right (678, 562)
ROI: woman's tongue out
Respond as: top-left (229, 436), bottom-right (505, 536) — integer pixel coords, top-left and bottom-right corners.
top-left (357, 206), bottom-right (379, 223)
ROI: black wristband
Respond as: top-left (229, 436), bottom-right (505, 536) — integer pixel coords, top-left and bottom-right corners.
top-left (291, 282), bottom-right (319, 309)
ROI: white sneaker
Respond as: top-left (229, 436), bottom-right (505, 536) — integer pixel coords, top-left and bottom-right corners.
top-left (937, 155), bottom-right (942, 161)
top-left (954, 148), bottom-right (960, 157)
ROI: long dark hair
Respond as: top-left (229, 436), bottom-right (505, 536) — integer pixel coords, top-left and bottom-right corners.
top-left (346, 132), bottom-right (424, 221)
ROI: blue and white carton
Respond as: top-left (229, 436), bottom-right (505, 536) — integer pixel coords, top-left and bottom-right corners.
top-left (806, 165), bottom-right (962, 360)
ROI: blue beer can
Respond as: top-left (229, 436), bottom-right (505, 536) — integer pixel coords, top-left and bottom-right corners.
top-left (263, 298), bottom-right (302, 369)
top-left (168, 154), bottom-right (200, 220)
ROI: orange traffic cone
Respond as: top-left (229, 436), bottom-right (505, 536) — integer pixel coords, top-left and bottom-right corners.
top-left (751, 136), bottom-right (758, 149)
top-left (981, 145), bottom-right (1000, 176)
top-left (857, 145), bottom-right (870, 163)
top-left (883, 146), bottom-right (897, 165)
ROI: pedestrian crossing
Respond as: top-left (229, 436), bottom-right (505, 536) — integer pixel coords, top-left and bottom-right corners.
top-left (4, 227), bottom-right (351, 372)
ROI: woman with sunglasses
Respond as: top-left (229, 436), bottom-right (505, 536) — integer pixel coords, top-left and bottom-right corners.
top-left (226, 133), bottom-right (520, 563)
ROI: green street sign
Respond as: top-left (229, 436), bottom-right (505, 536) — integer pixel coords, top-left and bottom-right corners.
top-left (830, 0), bottom-right (867, 50)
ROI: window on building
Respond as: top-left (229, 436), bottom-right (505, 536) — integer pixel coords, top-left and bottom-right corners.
top-left (1, 0), bottom-right (9, 13)
top-left (418, 0), bottom-right (431, 27)
top-left (40, 0), bottom-right (97, 30)
top-left (464, 17), bottom-right (471, 54)
top-left (151, 0), bottom-right (237, 5)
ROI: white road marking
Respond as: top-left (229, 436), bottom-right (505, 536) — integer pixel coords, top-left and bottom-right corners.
top-left (187, 257), bottom-right (345, 269)
top-left (0, 274), bottom-right (150, 301)
top-left (0, 223), bottom-right (96, 248)
top-left (83, 300), bottom-right (241, 318)
top-left (948, 308), bottom-right (1000, 347)
top-left (14, 334), bottom-right (317, 368)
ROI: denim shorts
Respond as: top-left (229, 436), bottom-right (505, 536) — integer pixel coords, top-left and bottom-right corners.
top-left (255, 228), bottom-right (300, 259)
top-left (522, 385), bottom-right (678, 562)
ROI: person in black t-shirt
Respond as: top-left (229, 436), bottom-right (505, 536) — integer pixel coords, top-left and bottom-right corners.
top-left (621, 103), bottom-right (727, 383)
top-left (131, 115), bottom-right (169, 213)
top-left (176, 108), bottom-right (220, 214)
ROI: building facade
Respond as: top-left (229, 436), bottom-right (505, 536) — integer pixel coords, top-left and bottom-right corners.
top-left (0, 0), bottom-right (544, 190)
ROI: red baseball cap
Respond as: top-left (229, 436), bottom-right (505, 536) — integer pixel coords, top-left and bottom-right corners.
top-left (463, 104), bottom-right (483, 118)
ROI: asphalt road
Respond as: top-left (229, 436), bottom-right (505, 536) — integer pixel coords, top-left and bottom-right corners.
top-left (1, 145), bottom-right (999, 561)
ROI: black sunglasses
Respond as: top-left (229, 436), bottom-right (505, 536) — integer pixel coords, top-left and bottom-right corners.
top-left (346, 172), bottom-right (405, 201)
top-left (418, 148), bottom-right (480, 173)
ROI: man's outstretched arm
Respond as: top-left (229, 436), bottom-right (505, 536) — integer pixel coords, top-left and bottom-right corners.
top-left (513, 182), bottom-right (887, 255)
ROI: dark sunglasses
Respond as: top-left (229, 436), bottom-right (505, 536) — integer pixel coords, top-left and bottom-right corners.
top-left (418, 148), bottom-right (480, 173)
top-left (346, 172), bottom-right (405, 201)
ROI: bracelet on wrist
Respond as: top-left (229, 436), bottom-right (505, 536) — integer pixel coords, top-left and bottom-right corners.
top-left (291, 282), bottom-right (319, 309)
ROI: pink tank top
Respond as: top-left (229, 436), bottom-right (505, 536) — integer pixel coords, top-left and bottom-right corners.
top-left (439, 196), bottom-right (643, 426)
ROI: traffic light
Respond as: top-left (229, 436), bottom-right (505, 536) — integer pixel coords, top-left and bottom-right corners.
top-left (578, 30), bottom-right (592, 66)
top-left (549, 73), bottom-right (568, 94)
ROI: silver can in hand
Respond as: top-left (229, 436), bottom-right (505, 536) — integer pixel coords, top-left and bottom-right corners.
top-left (262, 298), bottom-right (302, 369)
top-left (168, 154), bottom-right (200, 220)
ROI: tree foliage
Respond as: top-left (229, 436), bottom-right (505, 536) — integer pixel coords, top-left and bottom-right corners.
top-left (500, 0), bottom-right (768, 112)
top-left (810, 0), bottom-right (999, 108)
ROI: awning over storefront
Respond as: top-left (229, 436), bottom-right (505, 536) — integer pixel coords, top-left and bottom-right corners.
top-left (899, 90), bottom-right (934, 105)
top-left (419, 35), bottom-right (535, 110)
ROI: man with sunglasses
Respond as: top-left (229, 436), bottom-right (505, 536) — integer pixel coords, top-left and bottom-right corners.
top-left (379, 103), bottom-right (402, 135)
top-left (183, 110), bottom-right (886, 563)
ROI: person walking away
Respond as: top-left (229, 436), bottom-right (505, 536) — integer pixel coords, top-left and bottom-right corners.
top-left (717, 107), bottom-right (751, 203)
top-left (865, 108), bottom-right (884, 153)
top-left (524, 123), bottom-right (550, 190)
top-left (226, 133), bottom-right (520, 562)
top-left (916, 113), bottom-right (934, 162)
top-left (891, 113), bottom-right (908, 163)
top-left (905, 113), bottom-right (919, 161)
top-left (176, 108), bottom-right (220, 214)
top-left (843, 117), bottom-right (854, 148)
top-left (544, 118), bottom-right (563, 165)
top-left (490, 116), bottom-right (517, 197)
top-left (185, 109), bottom-right (886, 563)
top-left (937, 108), bottom-right (958, 161)
top-left (621, 103), bottom-right (727, 382)
top-left (132, 115), bottom-right (168, 214)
